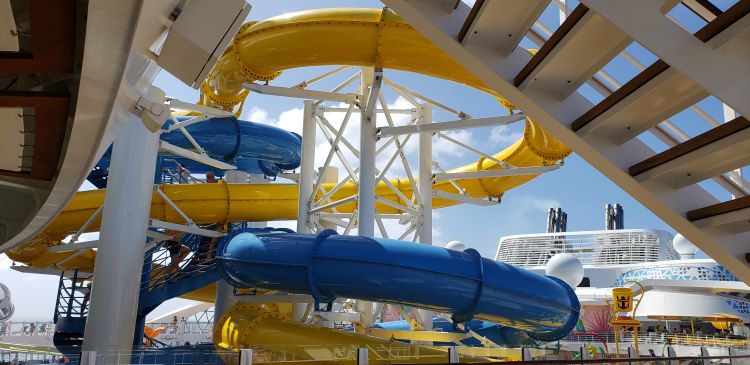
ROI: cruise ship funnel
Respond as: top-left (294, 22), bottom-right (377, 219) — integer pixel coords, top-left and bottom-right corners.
top-left (216, 229), bottom-right (580, 341)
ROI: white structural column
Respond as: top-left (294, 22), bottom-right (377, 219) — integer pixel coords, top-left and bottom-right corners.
top-left (213, 171), bottom-right (253, 323)
top-left (418, 103), bottom-right (434, 331)
top-left (358, 68), bottom-right (380, 237)
top-left (82, 117), bottom-right (160, 354)
top-left (418, 104), bottom-right (433, 245)
top-left (213, 282), bottom-right (236, 324)
top-left (297, 100), bottom-right (317, 234)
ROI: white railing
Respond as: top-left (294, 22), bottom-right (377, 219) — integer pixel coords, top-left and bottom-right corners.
top-left (0, 321), bottom-right (54, 336)
top-left (496, 229), bottom-right (678, 267)
top-left (563, 332), bottom-right (750, 348)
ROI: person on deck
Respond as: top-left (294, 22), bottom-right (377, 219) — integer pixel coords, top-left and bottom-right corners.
top-left (165, 239), bottom-right (191, 275)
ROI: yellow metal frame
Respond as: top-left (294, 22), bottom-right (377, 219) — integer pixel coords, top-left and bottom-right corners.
top-left (606, 280), bottom-right (645, 358)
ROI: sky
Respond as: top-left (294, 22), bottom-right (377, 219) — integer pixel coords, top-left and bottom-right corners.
top-left (2, 0), bottom-right (742, 321)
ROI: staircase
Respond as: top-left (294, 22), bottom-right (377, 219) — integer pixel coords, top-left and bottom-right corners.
top-left (382, 0), bottom-right (750, 282)
top-left (51, 233), bottom-right (221, 355)
top-left (52, 270), bottom-right (91, 358)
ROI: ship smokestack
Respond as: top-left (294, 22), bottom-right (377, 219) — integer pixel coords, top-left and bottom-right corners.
top-left (546, 207), bottom-right (567, 233)
top-left (605, 204), bottom-right (624, 230)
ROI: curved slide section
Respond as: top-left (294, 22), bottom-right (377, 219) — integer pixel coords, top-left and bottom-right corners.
top-left (90, 117), bottom-right (302, 188)
top-left (202, 7), bottom-right (569, 162)
top-left (214, 303), bottom-right (459, 364)
top-left (216, 230), bottom-right (580, 341)
top-left (7, 7), bottom-right (571, 268)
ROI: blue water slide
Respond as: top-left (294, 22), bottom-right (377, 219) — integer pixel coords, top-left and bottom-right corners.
top-left (89, 117), bottom-right (301, 187)
top-left (215, 230), bottom-right (580, 341)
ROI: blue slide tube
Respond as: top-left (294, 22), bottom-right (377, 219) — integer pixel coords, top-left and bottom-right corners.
top-left (90, 117), bottom-right (301, 187)
top-left (216, 230), bottom-right (580, 341)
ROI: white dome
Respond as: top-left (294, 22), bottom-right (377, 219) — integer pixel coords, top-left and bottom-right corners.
top-left (673, 234), bottom-right (698, 258)
top-left (445, 241), bottom-right (466, 251)
top-left (546, 253), bottom-right (584, 288)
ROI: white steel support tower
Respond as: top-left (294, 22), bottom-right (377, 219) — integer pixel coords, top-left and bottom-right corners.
top-left (252, 65), bottom-right (551, 241)
top-left (382, 0), bottom-right (750, 283)
top-left (246, 65), bottom-right (558, 327)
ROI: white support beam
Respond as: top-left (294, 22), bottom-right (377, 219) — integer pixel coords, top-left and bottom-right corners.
top-left (297, 101), bottom-right (316, 234)
top-left (378, 114), bottom-right (524, 137)
top-left (165, 116), bottom-right (209, 132)
top-left (384, 78), bottom-right (470, 118)
top-left (154, 187), bottom-right (194, 225)
top-left (581, 0), bottom-right (750, 118)
top-left (417, 103), bottom-right (434, 331)
top-left (10, 266), bottom-right (68, 277)
top-left (364, 70), bottom-right (383, 117)
top-left (48, 240), bottom-right (99, 253)
top-left (145, 229), bottom-right (173, 241)
top-left (167, 98), bottom-right (234, 118)
top-left (67, 205), bottom-right (104, 245)
top-left (149, 219), bottom-right (226, 238)
top-left (374, 196), bottom-right (419, 216)
top-left (358, 68), bottom-right (382, 237)
top-left (158, 141), bottom-right (236, 170)
top-left (433, 165), bottom-right (560, 182)
top-left (310, 195), bottom-right (358, 215)
top-left (433, 190), bottom-right (499, 207)
top-left (294, 66), bottom-right (350, 89)
top-left (320, 107), bottom-right (415, 115)
top-left (244, 83), bottom-right (361, 104)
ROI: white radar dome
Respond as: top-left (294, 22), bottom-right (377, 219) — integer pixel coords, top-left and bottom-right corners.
top-left (545, 253), bottom-right (584, 288)
top-left (445, 241), bottom-right (466, 251)
top-left (673, 234), bottom-right (697, 259)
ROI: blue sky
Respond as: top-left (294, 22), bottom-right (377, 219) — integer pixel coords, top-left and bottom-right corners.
top-left (6, 0), bottom-right (746, 320)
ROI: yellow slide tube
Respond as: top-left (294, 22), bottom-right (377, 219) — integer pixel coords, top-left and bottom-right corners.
top-left (214, 302), bottom-right (481, 364)
top-left (7, 8), bottom-right (570, 281)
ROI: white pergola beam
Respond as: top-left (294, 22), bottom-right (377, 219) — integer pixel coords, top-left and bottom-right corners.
top-left (381, 0), bottom-right (750, 285)
top-left (244, 83), bottom-right (361, 104)
top-left (692, 206), bottom-right (750, 229)
top-left (581, 0), bottom-right (750, 118)
top-left (378, 114), bottom-right (524, 137)
top-left (635, 127), bottom-right (750, 189)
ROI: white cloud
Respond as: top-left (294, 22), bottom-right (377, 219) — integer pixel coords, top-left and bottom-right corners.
top-left (489, 125), bottom-right (523, 144)
top-left (433, 129), bottom-right (475, 159)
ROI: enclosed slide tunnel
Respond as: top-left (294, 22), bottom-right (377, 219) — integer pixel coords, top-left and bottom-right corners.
top-left (215, 229), bottom-right (580, 343)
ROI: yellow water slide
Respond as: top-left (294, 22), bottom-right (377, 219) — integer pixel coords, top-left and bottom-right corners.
top-left (5, 7), bottom-right (573, 357)
top-left (7, 8), bottom-right (569, 271)
top-left (214, 303), bottom-right (483, 364)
